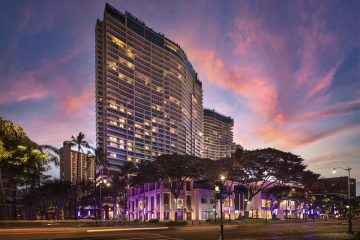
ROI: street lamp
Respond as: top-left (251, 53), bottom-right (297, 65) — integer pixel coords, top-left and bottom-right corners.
top-left (332, 167), bottom-right (353, 234)
top-left (99, 179), bottom-right (111, 220)
top-left (219, 175), bottom-right (225, 240)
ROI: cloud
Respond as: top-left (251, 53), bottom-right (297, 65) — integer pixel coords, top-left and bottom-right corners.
top-left (0, 74), bottom-right (49, 104)
top-left (59, 88), bottom-right (94, 116)
top-left (299, 98), bottom-right (360, 122)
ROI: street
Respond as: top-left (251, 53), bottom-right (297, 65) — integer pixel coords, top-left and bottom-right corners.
top-left (0, 220), bottom-right (359, 240)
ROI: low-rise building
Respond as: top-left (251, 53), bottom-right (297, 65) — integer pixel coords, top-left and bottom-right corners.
top-left (127, 180), bottom-right (304, 221)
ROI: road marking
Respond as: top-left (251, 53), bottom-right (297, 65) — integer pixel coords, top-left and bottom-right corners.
top-left (86, 227), bottom-right (169, 233)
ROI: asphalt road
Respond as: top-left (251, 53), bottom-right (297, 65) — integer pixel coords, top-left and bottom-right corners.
top-left (0, 220), bottom-right (359, 240)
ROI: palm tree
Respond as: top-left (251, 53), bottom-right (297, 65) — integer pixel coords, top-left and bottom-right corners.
top-left (86, 146), bottom-right (107, 220)
top-left (40, 145), bottom-right (60, 172)
top-left (70, 132), bottom-right (90, 219)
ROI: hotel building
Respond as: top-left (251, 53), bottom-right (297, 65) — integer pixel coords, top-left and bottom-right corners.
top-left (203, 109), bottom-right (239, 160)
top-left (96, 4), bottom-right (203, 168)
top-left (59, 141), bottom-right (95, 184)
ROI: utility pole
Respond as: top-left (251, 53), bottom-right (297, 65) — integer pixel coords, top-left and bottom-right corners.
top-left (332, 167), bottom-right (353, 234)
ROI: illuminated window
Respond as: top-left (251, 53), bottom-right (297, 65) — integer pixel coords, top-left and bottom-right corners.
top-left (128, 147), bottom-right (133, 151)
top-left (109, 136), bottom-right (117, 142)
top-left (110, 142), bottom-right (118, 147)
top-left (108, 61), bottom-right (117, 71)
top-left (110, 121), bottom-right (117, 126)
top-left (126, 49), bottom-right (135, 58)
top-left (155, 86), bottom-right (163, 93)
top-left (135, 134), bottom-right (142, 138)
top-left (144, 145), bottom-right (150, 150)
top-left (110, 153), bottom-right (116, 158)
top-left (110, 104), bottom-right (117, 109)
top-left (111, 36), bottom-right (125, 48)
top-left (261, 199), bottom-right (272, 208)
top-left (119, 118), bottom-right (126, 123)
top-left (127, 157), bottom-right (132, 161)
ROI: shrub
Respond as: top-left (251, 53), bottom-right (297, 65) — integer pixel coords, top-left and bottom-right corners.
top-left (149, 219), bottom-right (159, 223)
top-left (133, 219), bottom-right (140, 223)
top-left (205, 218), bottom-right (211, 222)
top-left (166, 220), bottom-right (188, 226)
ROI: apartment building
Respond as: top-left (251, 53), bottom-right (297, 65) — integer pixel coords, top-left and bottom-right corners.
top-left (203, 109), bottom-right (239, 160)
top-left (96, 4), bottom-right (203, 168)
top-left (59, 141), bottom-right (95, 184)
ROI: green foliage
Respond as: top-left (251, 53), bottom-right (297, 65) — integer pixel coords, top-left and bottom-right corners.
top-left (0, 117), bottom-right (52, 186)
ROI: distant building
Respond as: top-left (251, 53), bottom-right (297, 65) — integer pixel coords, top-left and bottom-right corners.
top-left (95, 3), bottom-right (203, 168)
top-left (203, 109), bottom-right (240, 160)
top-left (311, 177), bottom-right (357, 198)
top-left (59, 141), bottom-right (95, 184)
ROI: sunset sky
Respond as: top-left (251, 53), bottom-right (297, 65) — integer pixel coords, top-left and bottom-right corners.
top-left (0, 0), bottom-right (359, 193)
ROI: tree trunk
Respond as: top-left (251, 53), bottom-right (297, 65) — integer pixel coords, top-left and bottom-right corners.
top-left (0, 168), bottom-right (8, 220)
top-left (174, 197), bottom-right (178, 221)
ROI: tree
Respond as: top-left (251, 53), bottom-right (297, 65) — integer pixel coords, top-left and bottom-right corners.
top-left (70, 132), bottom-right (90, 219)
top-left (86, 146), bottom-right (107, 220)
top-left (118, 161), bottom-right (137, 220)
top-left (153, 154), bottom-right (202, 220)
top-left (0, 117), bottom-right (53, 219)
top-left (131, 159), bottom-right (158, 221)
top-left (23, 180), bottom-right (75, 220)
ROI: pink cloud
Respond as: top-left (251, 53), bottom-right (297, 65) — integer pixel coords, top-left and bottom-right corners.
top-left (299, 98), bottom-right (360, 122)
top-left (308, 61), bottom-right (341, 97)
top-left (0, 72), bottom-right (49, 104)
top-left (59, 88), bottom-right (94, 116)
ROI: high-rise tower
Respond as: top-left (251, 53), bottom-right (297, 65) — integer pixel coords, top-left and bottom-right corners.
top-left (203, 109), bottom-right (239, 160)
top-left (96, 4), bottom-right (203, 168)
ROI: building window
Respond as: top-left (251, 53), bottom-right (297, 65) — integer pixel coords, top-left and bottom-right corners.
top-left (164, 211), bottom-right (169, 220)
top-left (164, 193), bottom-right (169, 205)
top-left (186, 195), bottom-right (191, 208)
top-left (201, 197), bottom-right (207, 204)
top-left (177, 199), bottom-right (183, 208)
top-left (156, 194), bottom-right (160, 206)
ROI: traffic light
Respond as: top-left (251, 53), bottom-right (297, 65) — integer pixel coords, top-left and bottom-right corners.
top-left (215, 181), bottom-right (222, 199)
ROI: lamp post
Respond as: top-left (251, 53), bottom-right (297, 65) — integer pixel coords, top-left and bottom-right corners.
top-left (219, 175), bottom-right (225, 240)
top-left (332, 167), bottom-right (353, 234)
top-left (99, 179), bottom-right (111, 220)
